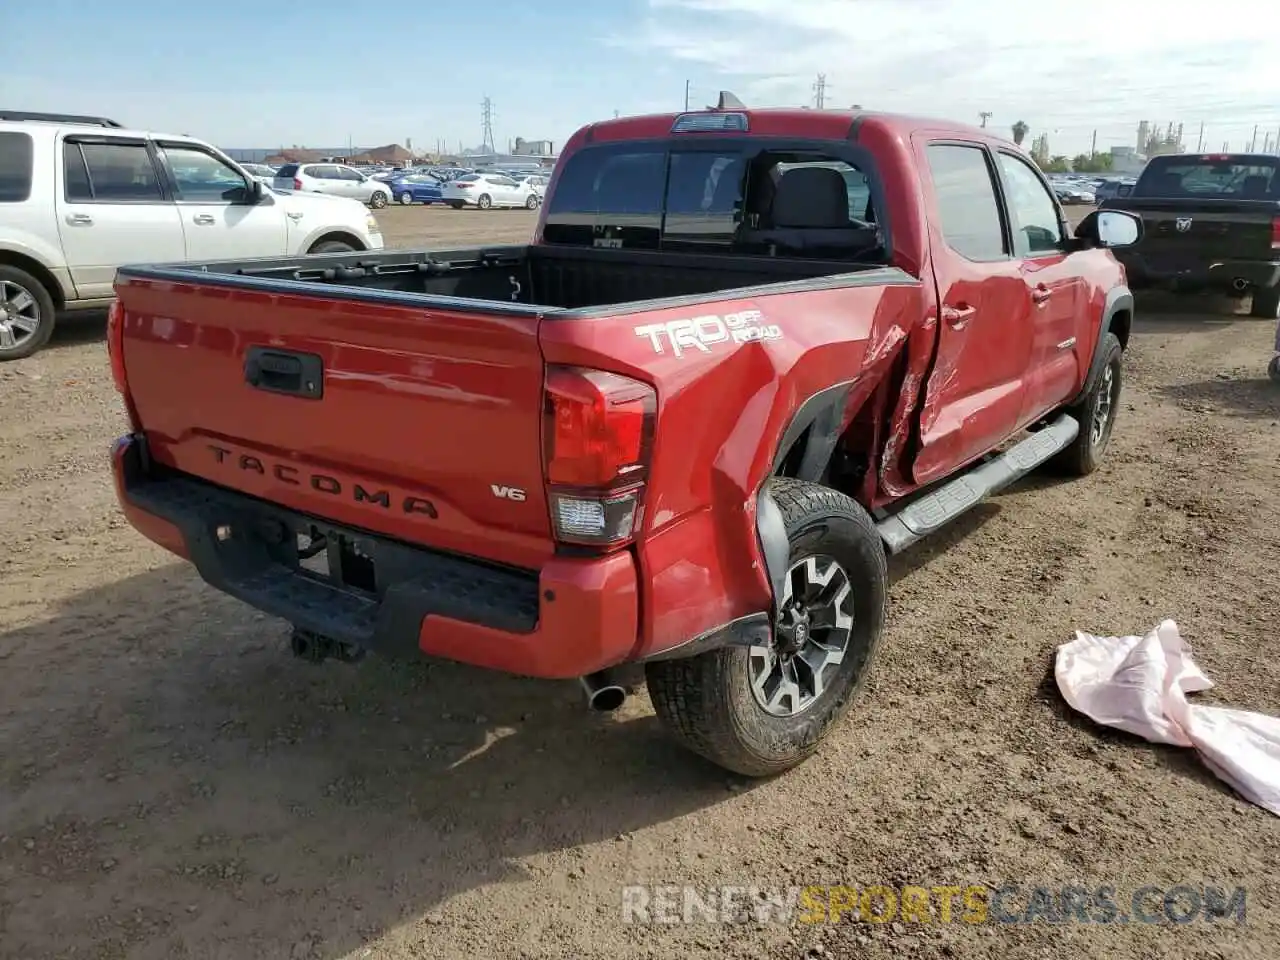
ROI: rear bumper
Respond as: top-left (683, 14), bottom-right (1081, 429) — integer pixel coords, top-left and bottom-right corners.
top-left (1115, 251), bottom-right (1280, 292)
top-left (111, 434), bottom-right (638, 679)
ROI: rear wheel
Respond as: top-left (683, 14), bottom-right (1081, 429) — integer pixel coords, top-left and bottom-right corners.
top-left (477, 193), bottom-right (492, 210)
top-left (369, 191), bottom-right (389, 209)
top-left (645, 478), bottom-right (887, 777)
top-left (308, 239), bottom-right (356, 254)
top-left (398, 191), bottom-right (414, 205)
top-left (1250, 285), bottom-right (1280, 319)
top-left (1050, 332), bottom-right (1122, 476)
top-left (0, 266), bottom-right (57, 361)
top-left (448, 201), bottom-right (464, 209)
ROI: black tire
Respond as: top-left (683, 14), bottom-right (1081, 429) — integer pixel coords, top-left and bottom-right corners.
top-left (645, 477), bottom-right (887, 777)
top-left (448, 201), bottom-right (464, 210)
top-left (1268, 356), bottom-right (1280, 384)
top-left (398, 191), bottom-right (414, 205)
top-left (1050, 332), bottom-right (1123, 476)
top-left (1250, 286), bottom-right (1280, 320)
top-left (0, 265), bottom-right (57, 361)
top-left (308, 239), bottom-right (356, 254)
top-left (369, 191), bottom-right (389, 209)
top-left (525, 193), bottom-right (539, 209)
top-left (477, 193), bottom-right (492, 210)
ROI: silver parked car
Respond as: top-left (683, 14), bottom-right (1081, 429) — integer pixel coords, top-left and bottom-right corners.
top-left (273, 162), bottom-right (392, 208)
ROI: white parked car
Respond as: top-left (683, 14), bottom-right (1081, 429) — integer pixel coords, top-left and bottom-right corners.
top-left (273, 162), bottom-right (393, 208)
top-left (515, 174), bottom-right (549, 199)
top-left (0, 111), bottom-right (384, 360)
top-left (240, 162), bottom-right (277, 184)
top-left (441, 173), bottom-right (541, 210)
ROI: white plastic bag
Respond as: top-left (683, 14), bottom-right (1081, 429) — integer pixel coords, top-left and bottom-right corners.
top-left (1056, 619), bottom-right (1280, 816)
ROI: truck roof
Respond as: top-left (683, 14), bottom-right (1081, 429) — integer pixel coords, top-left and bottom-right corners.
top-left (574, 107), bottom-right (1015, 150)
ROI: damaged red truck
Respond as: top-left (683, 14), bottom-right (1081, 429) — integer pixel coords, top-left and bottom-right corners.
top-left (109, 99), bottom-right (1142, 776)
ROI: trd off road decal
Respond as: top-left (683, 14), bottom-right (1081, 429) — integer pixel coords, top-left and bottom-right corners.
top-left (634, 310), bottom-right (783, 358)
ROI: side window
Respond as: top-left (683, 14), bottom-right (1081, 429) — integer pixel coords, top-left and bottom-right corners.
top-left (337, 166), bottom-right (364, 181)
top-left (996, 152), bottom-right (1063, 256)
top-left (162, 145), bottom-right (249, 202)
top-left (925, 144), bottom-right (1006, 260)
top-left (0, 132), bottom-right (34, 203)
top-left (64, 142), bottom-right (92, 200)
top-left (70, 141), bottom-right (164, 202)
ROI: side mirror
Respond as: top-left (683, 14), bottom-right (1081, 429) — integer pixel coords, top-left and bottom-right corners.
top-left (1075, 210), bottom-right (1142, 249)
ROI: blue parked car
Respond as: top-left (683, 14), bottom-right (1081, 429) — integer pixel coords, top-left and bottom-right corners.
top-left (385, 174), bottom-right (445, 205)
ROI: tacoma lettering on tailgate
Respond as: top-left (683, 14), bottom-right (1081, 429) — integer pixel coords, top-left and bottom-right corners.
top-left (207, 445), bottom-right (438, 517)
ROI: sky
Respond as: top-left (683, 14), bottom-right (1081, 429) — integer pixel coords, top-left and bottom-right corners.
top-left (6, 0), bottom-right (1280, 157)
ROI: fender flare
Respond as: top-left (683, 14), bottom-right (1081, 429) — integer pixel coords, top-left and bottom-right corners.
top-left (756, 378), bottom-right (857, 612)
top-left (769, 379), bottom-right (857, 482)
top-left (1071, 285), bottom-right (1132, 405)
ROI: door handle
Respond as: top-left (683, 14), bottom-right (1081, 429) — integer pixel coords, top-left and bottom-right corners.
top-left (941, 303), bottom-right (976, 330)
top-left (65, 213), bottom-right (93, 225)
top-left (192, 214), bottom-right (216, 225)
top-left (1032, 285), bottom-right (1053, 305)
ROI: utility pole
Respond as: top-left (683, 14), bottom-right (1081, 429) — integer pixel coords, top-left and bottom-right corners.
top-left (812, 74), bottom-right (827, 110)
top-left (1195, 121), bottom-right (1204, 152)
top-left (480, 96), bottom-right (495, 153)
top-left (684, 79), bottom-right (691, 111)
top-left (1249, 124), bottom-right (1258, 152)
top-left (1090, 129), bottom-right (1097, 157)
top-left (614, 109), bottom-right (620, 119)
top-left (979, 111), bottom-right (992, 128)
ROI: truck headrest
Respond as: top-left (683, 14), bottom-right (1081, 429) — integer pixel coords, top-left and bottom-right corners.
top-left (770, 167), bottom-right (849, 228)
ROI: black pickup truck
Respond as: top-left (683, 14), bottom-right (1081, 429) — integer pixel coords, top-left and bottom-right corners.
top-left (1101, 153), bottom-right (1280, 318)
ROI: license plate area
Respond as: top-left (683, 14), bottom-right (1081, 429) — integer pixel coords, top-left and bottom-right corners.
top-left (294, 523), bottom-right (379, 596)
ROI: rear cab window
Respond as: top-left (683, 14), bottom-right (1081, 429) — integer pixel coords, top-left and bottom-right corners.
top-left (0, 131), bottom-right (34, 203)
top-left (274, 164), bottom-right (299, 179)
top-left (542, 139), bottom-right (886, 260)
top-left (1134, 156), bottom-right (1279, 199)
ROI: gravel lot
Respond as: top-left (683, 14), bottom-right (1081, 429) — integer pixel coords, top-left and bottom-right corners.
top-left (1, 204), bottom-right (1278, 960)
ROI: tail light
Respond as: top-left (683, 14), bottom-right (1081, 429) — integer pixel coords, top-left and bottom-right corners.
top-left (106, 299), bottom-right (139, 430)
top-left (293, 177), bottom-right (303, 191)
top-left (1271, 215), bottom-right (1279, 250)
top-left (456, 182), bottom-right (473, 188)
top-left (543, 366), bottom-right (656, 549)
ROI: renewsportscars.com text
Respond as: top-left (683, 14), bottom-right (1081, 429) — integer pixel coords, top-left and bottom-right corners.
top-left (620, 883), bottom-right (1247, 926)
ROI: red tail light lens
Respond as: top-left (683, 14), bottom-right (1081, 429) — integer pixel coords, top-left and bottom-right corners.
top-left (1271, 215), bottom-right (1279, 250)
top-left (106, 299), bottom-right (140, 430)
top-left (543, 365), bottom-right (656, 548)
top-left (107, 300), bottom-right (127, 396)
top-left (293, 177), bottom-right (303, 191)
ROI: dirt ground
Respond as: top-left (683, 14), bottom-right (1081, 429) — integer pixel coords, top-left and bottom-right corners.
top-left (1, 204), bottom-right (1278, 960)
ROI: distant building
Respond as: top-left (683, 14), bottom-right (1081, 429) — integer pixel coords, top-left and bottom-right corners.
top-left (512, 137), bottom-right (554, 157)
top-left (1108, 146), bottom-right (1147, 176)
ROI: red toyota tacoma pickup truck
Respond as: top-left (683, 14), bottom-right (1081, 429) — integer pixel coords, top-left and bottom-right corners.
top-left (108, 97), bottom-right (1142, 776)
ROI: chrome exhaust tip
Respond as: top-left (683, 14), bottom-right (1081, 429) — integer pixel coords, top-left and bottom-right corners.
top-left (579, 671), bottom-right (627, 712)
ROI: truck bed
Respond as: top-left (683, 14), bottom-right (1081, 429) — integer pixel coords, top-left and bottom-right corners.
top-left (135, 243), bottom-right (883, 315)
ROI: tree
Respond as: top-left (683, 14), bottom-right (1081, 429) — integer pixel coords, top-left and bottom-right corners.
top-left (1038, 155), bottom-right (1071, 173)
top-left (1071, 152), bottom-right (1115, 173)
top-left (1011, 121), bottom-right (1029, 146)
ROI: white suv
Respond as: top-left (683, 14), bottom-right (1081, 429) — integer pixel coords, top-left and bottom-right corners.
top-left (0, 111), bottom-right (384, 360)
top-left (272, 163), bottom-right (393, 208)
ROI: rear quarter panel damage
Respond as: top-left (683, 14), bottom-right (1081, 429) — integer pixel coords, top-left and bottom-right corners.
top-left (539, 274), bottom-right (923, 658)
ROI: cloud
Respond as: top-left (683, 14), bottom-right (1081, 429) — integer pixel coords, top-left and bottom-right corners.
top-left (613, 0), bottom-right (1280, 152)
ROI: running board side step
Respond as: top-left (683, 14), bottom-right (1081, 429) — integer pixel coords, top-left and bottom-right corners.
top-left (876, 413), bottom-right (1079, 554)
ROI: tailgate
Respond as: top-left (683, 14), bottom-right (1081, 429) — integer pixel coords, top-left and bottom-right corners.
top-left (1126, 198), bottom-right (1279, 264)
top-left (116, 276), bottom-right (554, 570)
